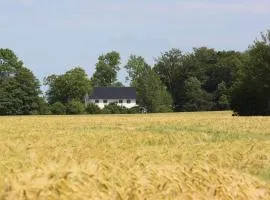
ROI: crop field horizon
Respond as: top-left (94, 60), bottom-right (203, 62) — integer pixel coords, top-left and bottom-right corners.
top-left (0, 111), bottom-right (270, 199)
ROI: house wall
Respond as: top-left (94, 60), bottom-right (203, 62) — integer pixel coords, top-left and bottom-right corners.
top-left (87, 99), bottom-right (137, 109)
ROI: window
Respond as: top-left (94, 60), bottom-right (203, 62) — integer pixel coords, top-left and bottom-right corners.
top-left (95, 100), bottom-right (99, 103)
top-left (119, 100), bottom-right (123, 103)
top-left (103, 100), bottom-right (108, 103)
top-left (127, 100), bottom-right (131, 104)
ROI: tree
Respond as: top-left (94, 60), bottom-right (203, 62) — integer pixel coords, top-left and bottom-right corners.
top-left (231, 31), bottom-right (270, 115)
top-left (154, 48), bottom-right (218, 111)
top-left (66, 100), bottom-right (85, 114)
top-left (154, 49), bottom-right (184, 108)
top-left (135, 68), bottom-right (173, 113)
top-left (86, 103), bottom-right (101, 114)
top-left (125, 55), bottom-right (150, 85)
top-left (111, 81), bottom-right (124, 87)
top-left (102, 103), bottom-right (127, 114)
top-left (91, 51), bottom-right (121, 87)
top-left (182, 77), bottom-right (213, 111)
top-left (127, 106), bottom-right (140, 114)
top-left (203, 51), bottom-right (244, 93)
top-left (37, 97), bottom-right (51, 115)
top-left (215, 81), bottom-right (230, 110)
top-left (50, 102), bottom-right (66, 115)
top-left (45, 67), bottom-right (91, 104)
top-left (125, 55), bottom-right (172, 113)
top-left (154, 47), bottom-right (245, 111)
top-left (0, 49), bottom-right (41, 115)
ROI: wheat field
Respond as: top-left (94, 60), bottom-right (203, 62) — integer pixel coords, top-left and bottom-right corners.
top-left (0, 111), bottom-right (270, 199)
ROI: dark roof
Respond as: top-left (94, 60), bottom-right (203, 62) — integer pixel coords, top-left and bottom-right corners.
top-left (89, 87), bottom-right (136, 99)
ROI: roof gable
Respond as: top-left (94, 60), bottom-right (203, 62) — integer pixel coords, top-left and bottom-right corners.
top-left (89, 87), bottom-right (136, 99)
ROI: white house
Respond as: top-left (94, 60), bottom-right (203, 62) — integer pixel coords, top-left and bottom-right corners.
top-left (85, 87), bottom-right (137, 109)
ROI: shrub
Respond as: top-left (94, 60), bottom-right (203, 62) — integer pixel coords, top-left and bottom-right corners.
top-left (155, 105), bottom-right (173, 113)
top-left (127, 106), bottom-right (141, 114)
top-left (86, 103), bottom-right (101, 114)
top-left (37, 97), bottom-right (51, 115)
top-left (66, 100), bottom-right (85, 114)
top-left (50, 102), bottom-right (66, 115)
top-left (102, 103), bottom-right (127, 114)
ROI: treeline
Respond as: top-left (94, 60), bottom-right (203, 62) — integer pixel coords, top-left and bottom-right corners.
top-left (0, 31), bottom-right (270, 115)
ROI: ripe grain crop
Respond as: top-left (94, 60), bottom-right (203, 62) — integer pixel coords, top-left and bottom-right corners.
top-left (0, 111), bottom-right (270, 199)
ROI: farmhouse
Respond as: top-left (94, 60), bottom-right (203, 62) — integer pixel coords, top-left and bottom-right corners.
top-left (85, 87), bottom-right (137, 109)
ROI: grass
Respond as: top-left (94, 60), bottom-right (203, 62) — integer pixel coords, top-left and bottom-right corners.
top-left (0, 111), bottom-right (270, 199)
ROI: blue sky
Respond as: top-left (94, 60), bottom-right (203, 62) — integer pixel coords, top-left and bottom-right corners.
top-left (1, 0), bottom-right (270, 86)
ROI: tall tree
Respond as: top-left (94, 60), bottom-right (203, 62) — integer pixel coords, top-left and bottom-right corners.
top-left (203, 50), bottom-right (244, 94)
top-left (215, 81), bottom-right (230, 110)
top-left (0, 49), bottom-right (41, 115)
top-left (135, 68), bottom-right (172, 113)
top-left (154, 49), bottom-right (184, 109)
top-left (91, 51), bottom-right (121, 87)
top-left (125, 55), bottom-right (150, 85)
top-left (45, 67), bottom-right (91, 104)
top-left (231, 31), bottom-right (270, 115)
top-left (154, 47), bottom-right (245, 111)
top-left (125, 55), bottom-right (172, 112)
top-left (182, 77), bottom-right (213, 111)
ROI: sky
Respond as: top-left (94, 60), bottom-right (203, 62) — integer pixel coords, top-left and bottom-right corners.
top-left (0, 0), bottom-right (270, 87)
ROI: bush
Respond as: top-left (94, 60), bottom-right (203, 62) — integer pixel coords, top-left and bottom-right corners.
top-left (155, 105), bottom-right (173, 113)
top-left (102, 103), bottom-right (127, 114)
top-left (37, 97), bottom-right (51, 115)
top-left (66, 100), bottom-right (85, 114)
top-left (50, 102), bottom-right (66, 115)
top-left (127, 106), bottom-right (141, 114)
top-left (86, 103), bottom-right (101, 114)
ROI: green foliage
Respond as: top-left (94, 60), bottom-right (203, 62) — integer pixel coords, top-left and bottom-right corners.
top-left (37, 97), bottom-right (51, 115)
top-left (182, 77), bottom-right (213, 111)
top-left (86, 103), bottom-right (101, 114)
top-left (154, 49), bottom-right (184, 108)
top-left (125, 55), bottom-right (150, 85)
top-left (204, 51), bottom-right (244, 93)
top-left (231, 31), bottom-right (270, 115)
top-left (0, 49), bottom-right (41, 115)
top-left (102, 103), bottom-right (128, 114)
top-left (135, 68), bottom-right (173, 113)
top-left (218, 95), bottom-right (230, 110)
top-left (215, 81), bottom-right (230, 110)
top-left (154, 47), bottom-right (244, 111)
top-left (111, 81), bottom-right (124, 87)
top-left (125, 54), bottom-right (172, 113)
top-left (91, 51), bottom-right (121, 87)
top-left (45, 67), bottom-right (91, 104)
top-left (127, 106), bottom-right (141, 114)
top-left (50, 102), bottom-right (66, 115)
top-left (66, 100), bottom-right (85, 114)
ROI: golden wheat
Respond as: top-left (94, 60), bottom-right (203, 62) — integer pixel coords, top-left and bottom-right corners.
top-left (0, 112), bottom-right (270, 199)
